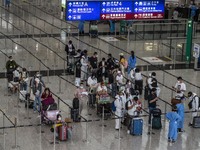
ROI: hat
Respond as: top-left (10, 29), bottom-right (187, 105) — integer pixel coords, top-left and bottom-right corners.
top-left (35, 78), bottom-right (40, 83)
top-left (119, 53), bottom-right (124, 56)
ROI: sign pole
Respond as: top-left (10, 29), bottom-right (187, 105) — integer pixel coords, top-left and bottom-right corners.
top-left (185, 19), bottom-right (193, 66)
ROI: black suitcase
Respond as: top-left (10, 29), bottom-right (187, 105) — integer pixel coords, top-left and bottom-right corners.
top-left (152, 117), bottom-right (162, 129)
top-left (88, 94), bottom-right (96, 107)
top-left (71, 108), bottom-right (80, 122)
top-left (152, 108), bottom-right (162, 117)
top-left (73, 98), bottom-right (79, 109)
top-left (193, 116), bottom-right (200, 128)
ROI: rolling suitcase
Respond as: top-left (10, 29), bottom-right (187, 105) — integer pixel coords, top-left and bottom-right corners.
top-left (71, 108), bottom-right (80, 122)
top-left (193, 116), bottom-right (200, 128)
top-left (19, 90), bottom-right (27, 101)
top-left (152, 117), bottom-right (162, 129)
top-left (59, 125), bottom-right (68, 141)
top-left (130, 118), bottom-right (143, 135)
top-left (151, 108), bottom-right (162, 129)
top-left (73, 98), bottom-right (79, 109)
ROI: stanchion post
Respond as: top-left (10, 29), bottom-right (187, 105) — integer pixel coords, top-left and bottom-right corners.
top-left (63, 59), bottom-right (66, 76)
top-left (12, 118), bottom-right (20, 149)
top-left (57, 97), bottom-right (60, 110)
top-left (47, 69), bottom-right (50, 84)
top-left (57, 77), bottom-right (63, 94)
top-left (164, 102), bottom-right (167, 120)
top-left (162, 64), bottom-right (165, 85)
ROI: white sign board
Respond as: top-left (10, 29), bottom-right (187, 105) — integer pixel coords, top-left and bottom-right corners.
top-left (142, 57), bottom-right (164, 63)
top-left (193, 43), bottom-right (200, 58)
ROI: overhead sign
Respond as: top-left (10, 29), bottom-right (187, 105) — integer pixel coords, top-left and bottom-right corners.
top-left (193, 43), bottom-right (200, 58)
top-left (66, 0), bottom-right (165, 21)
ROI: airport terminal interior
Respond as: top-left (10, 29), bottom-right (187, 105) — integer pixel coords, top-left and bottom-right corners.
top-left (0, 0), bottom-right (200, 150)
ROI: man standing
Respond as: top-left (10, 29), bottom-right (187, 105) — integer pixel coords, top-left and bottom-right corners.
top-left (172, 76), bottom-right (186, 100)
top-left (147, 88), bottom-right (158, 125)
top-left (33, 78), bottom-right (42, 113)
top-left (188, 91), bottom-right (199, 126)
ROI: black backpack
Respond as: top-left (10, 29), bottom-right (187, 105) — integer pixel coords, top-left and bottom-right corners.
top-left (152, 108), bottom-right (162, 117)
top-left (73, 98), bottom-right (79, 109)
top-left (151, 78), bottom-right (158, 88)
top-left (188, 95), bottom-right (200, 109)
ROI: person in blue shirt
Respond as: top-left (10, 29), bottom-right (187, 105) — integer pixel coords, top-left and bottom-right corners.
top-left (190, 3), bottom-right (197, 19)
top-left (166, 106), bottom-right (181, 143)
top-left (128, 51), bottom-right (136, 76)
top-left (78, 21), bottom-right (85, 35)
top-left (176, 101), bottom-right (185, 132)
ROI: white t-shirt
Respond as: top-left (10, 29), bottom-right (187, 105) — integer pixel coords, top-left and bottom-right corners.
top-left (174, 82), bottom-right (186, 97)
top-left (87, 77), bottom-right (97, 87)
top-left (116, 75), bottom-right (124, 86)
top-left (128, 100), bottom-right (141, 116)
top-left (97, 85), bottom-right (107, 93)
top-left (135, 72), bottom-right (142, 81)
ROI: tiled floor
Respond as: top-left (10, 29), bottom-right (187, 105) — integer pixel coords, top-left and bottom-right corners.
top-left (0, 0), bottom-right (200, 150)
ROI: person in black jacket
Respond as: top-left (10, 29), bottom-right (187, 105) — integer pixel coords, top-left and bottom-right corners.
top-left (107, 53), bottom-right (117, 71)
top-left (65, 40), bottom-right (76, 66)
top-left (89, 52), bottom-right (98, 73)
top-left (97, 57), bottom-right (107, 82)
top-left (6, 56), bottom-right (18, 82)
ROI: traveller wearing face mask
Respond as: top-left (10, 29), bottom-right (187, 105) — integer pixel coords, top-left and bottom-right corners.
top-left (134, 68), bottom-right (143, 95)
top-left (74, 83), bottom-right (88, 114)
top-left (87, 74), bottom-right (98, 94)
top-left (50, 114), bottom-right (63, 140)
top-left (97, 57), bottom-right (107, 82)
top-left (125, 80), bottom-right (133, 95)
top-left (172, 76), bottom-right (186, 100)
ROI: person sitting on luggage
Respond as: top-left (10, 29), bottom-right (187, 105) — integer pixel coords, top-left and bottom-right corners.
top-left (134, 68), bottom-right (143, 95)
top-left (147, 88), bottom-right (158, 125)
top-left (116, 70), bottom-right (125, 92)
top-left (87, 74), bottom-right (98, 94)
top-left (127, 96), bottom-right (142, 134)
top-left (147, 72), bottom-right (161, 97)
top-left (166, 106), bottom-right (181, 143)
top-left (41, 88), bottom-right (55, 111)
top-left (51, 114), bottom-right (63, 140)
top-left (172, 76), bottom-right (186, 100)
top-left (188, 91), bottom-right (199, 126)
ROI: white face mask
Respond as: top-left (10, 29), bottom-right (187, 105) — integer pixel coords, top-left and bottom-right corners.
top-left (80, 86), bottom-right (83, 89)
top-left (58, 117), bottom-right (61, 121)
top-left (128, 82), bottom-right (131, 85)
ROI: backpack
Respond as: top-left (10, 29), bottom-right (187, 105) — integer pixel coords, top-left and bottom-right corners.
top-left (125, 100), bottom-right (131, 110)
top-left (188, 95), bottom-right (200, 109)
top-left (111, 101), bottom-right (116, 112)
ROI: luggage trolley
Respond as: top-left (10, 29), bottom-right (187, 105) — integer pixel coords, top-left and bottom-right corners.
top-left (96, 94), bottom-right (112, 117)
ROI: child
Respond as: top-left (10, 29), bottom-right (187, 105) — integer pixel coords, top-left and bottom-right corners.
top-left (166, 106), bottom-right (181, 143)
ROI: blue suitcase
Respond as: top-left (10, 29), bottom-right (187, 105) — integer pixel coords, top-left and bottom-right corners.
top-left (130, 118), bottom-right (143, 135)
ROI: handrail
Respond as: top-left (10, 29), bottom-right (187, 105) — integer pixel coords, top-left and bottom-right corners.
top-left (0, 108), bottom-right (15, 126)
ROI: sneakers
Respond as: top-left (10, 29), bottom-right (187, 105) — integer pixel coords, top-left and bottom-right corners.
top-left (168, 138), bottom-right (175, 143)
top-left (172, 140), bottom-right (176, 143)
top-left (168, 138), bottom-right (171, 142)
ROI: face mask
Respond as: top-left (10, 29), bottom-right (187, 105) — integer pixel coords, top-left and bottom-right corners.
top-left (80, 86), bottom-right (83, 89)
top-left (128, 82), bottom-right (131, 85)
top-left (178, 81), bottom-right (180, 83)
top-left (58, 117), bottom-right (61, 121)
